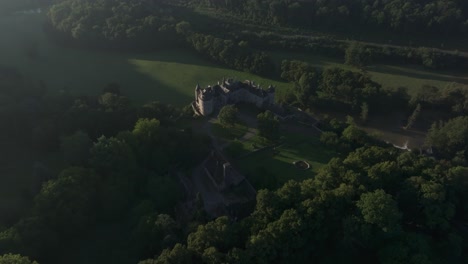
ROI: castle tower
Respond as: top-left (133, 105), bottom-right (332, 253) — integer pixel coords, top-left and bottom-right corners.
top-left (199, 89), bottom-right (214, 116)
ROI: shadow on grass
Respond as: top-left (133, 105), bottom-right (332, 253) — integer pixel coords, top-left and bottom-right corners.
top-left (237, 136), bottom-right (336, 189)
top-left (368, 64), bottom-right (468, 85)
top-left (211, 122), bottom-right (248, 140)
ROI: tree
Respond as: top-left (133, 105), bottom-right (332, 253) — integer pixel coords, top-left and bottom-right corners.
top-left (99, 92), bottom-right (130, 112)
top-left (341, 125), bottom-right (367, 147)
top-left (257, 110), bottom-right (280, 140)
top-left (134, 213), bottom-right (178, 256)
top-left (356, 189), bottom-right (401, 232)
top-left (0, 254), bottom-right (38, 264)
top-left (89, 136), bottom-right (137, 176)
top-left (425, 116), bottom-right (468, 159)
top-left (345, 41), bottom-right (372, 68)
top-left (294, 72), bottom-right (318, 107)
top-left (133, 118), bottom-right (161, 143)
top-left (141, 244), bottom-right (193, 264)
top-left (218, 105), bottom-right (238, 127)
top-left (34, 167), bottom-right (100, 237)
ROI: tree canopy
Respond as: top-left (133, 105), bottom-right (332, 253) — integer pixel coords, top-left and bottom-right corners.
top-left (218, 105), bottom-right (238, 127)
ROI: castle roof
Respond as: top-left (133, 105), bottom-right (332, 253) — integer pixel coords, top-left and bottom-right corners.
top-left (197, 79), bottom-right (275, 102)
top-left (222, 80), bottom-right (271, 97)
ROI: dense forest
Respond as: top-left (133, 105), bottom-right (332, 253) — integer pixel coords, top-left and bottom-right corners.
top-left (0, 68), bottom-right (210, 263)
top-left (142, 146), bottom-right (468, 263)
top-left (1, 0), bottom-right (468, 263)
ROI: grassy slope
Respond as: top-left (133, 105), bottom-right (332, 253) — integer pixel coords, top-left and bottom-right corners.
top-left (0, 13), bottom-right (289, 106)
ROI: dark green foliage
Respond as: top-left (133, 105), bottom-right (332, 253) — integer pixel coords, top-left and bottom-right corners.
top-left (143, 244), bottom-right (194, 264)
top-left (89, 136), bottom-right (137, 176)
top-left (0, 68), bottom-right (215, 262)
top-left (156, 143), bottom-right (468, 263)
top-left (280, 61), bottom-right (403, 114)
top-left (426, 116), bottom-right (468, 160)
top-left (320, 131), bottom-right (340, 147)
top-left (34, 167), bottom-right (100, 236)
top-left (47, 0), bottom-right (181, 49)
top-left (319, 67), bottom-right (381, 110)
top-left (280, 60), bottom-right (320, 106)
top-left (218, 105), bottom-right (238, 128)
top-left (411, 83), bottom-right (468, 115)
top-left (345, 41), bottom-right (372, 68)
top-left (134, 213), bottom-right (178, 257)
top-left (357, 189), bottom-right (402, 232)
top-left (185, 32), bottom-right (275, 76)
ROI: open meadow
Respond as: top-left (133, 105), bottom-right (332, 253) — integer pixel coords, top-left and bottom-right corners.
top-left (0, 13), bottom-right (289, 106)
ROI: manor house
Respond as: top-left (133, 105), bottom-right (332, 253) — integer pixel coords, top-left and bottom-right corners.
top-left (192, 78), bottom-right (275, 116)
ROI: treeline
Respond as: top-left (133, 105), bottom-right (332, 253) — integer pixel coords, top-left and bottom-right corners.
top-left (193, 0), bottom-right (468, 35)
top-left (141, 120), bottom-right (468, 263)
top-left (46, 0), bottom-right (275, 75)
top-left (178, 22), bottom-right (275, 76)
top-left (0, 70), bottom-right (210, 263)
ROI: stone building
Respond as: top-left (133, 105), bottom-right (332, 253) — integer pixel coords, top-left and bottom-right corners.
top-left (196, 150), bottom-right (256, 219)
top-left (192, 78), bottom-right (275, 116)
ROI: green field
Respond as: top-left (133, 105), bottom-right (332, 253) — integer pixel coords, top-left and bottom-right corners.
top-left (0, 13), bottom-right (289, 106)
top-left (2, 12), bottom-right (466, 107)
top-left (272, 51), bottom-right (468, 95)
top-left (237, 133), bottom-right (337, 189)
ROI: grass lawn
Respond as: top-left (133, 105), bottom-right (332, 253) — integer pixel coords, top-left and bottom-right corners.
top-left (236, 133), bottom-right (336, 189)
top-left (272, 51), bottom-right (468, 95)
top-left (0, 13), bottom-right (289, 106)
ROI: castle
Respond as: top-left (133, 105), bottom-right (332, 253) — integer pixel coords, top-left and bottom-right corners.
top-left (192, 78), bottom-right (275, 116)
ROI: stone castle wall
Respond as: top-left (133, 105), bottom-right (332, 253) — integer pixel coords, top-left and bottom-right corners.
top-left (194, 79), bottom-right (275, 116)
